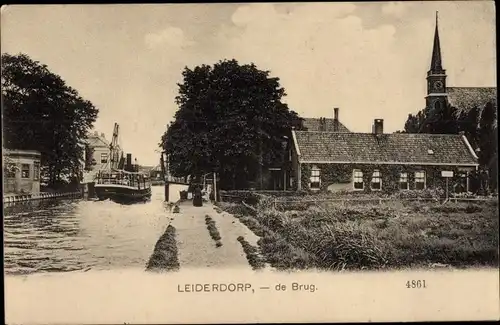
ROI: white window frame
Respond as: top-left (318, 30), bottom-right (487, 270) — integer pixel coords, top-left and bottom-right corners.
top-left (370, 169), bottom-right (382, 191)
top-left (100, 153), bottom-right (108, 164)
top-left (309, 165), bottom-right (321, 190)
top-left (399, 172), bottom-right (409, 190)
top-left (21, 164), bottom-right (30, 179)
top-left (415, 170), bottom-right (426, 190)
top-left (353, 169), bottom-right (364, 191)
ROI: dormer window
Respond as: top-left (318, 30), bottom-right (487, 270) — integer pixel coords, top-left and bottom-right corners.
top-left (427, 149), bottom-right (434, 155)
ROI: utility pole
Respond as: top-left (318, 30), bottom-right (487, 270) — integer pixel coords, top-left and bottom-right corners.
top-left (160, 151), bottom-right (169, 202)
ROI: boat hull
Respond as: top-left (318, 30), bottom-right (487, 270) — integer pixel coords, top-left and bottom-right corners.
top-left (95, 184), bottom-right (151, 203)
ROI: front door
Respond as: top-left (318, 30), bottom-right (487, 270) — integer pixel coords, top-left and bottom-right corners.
top-left (270, 169), bottom-right (283, 190)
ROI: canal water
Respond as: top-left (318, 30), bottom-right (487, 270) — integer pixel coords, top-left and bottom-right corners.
top-left (3, 184), bottom-right (187, 275)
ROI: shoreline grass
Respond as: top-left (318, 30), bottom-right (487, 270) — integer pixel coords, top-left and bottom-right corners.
top-left (205, 215), bottom-right (223, 247)
top-left (217, 198), bottom-right (499, 271)
top-left (146, 225), bottom-right (180, 272)
top-left (236, 236), bottom-right (266, 270)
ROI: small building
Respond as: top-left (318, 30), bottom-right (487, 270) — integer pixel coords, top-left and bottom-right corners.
top-left (3, 149), bottom-right (42, 195)
top-left (290, 119), bottom-right (479, 193)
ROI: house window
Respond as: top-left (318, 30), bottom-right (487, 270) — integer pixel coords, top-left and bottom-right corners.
top-left (100, 153), bottom-right (108, 164)
top-left (370, 169), bottom-right (382, 190)
top-left (415, 171), bottom-right (426, 190)
top-left (399, 172), bottom-right (409, 190)
top-left (21, 164), bottom-right (30, 179)
top-left (34, 161), bottom-right (40, 180)
top-left (353, 169), bottom-right (364, 190)
top-left (310, 165), bottom-right (320, 190)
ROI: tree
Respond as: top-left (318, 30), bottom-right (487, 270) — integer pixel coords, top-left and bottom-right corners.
top-left (2, 53), bottom-right (98, 187)
top-left (160, 59), bottom-right (303, 189)
top-left (403, 100), bottom-right (497, 193)
top-left (477, 101), bottom-right (498, 192)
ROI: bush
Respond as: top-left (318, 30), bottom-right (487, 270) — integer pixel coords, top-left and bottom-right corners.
top-left (237, 236), bottom-right (265, 270)
top-left (146, 225), bottom-right (180, 272)
top-left (205, 215), bottom-right (222, 243)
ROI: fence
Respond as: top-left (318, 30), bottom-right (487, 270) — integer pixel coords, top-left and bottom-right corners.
top-left (220, 191), bottom-right (498, 211)
top-left (3, 191), bottom-right (83, 204)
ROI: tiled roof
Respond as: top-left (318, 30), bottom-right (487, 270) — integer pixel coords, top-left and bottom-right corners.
top-left (302, 118), bottom-right (350, 132)
top-left (86, 134), bottom-right (109, 148)
top-left (293, 131), bottom-right (478, 165)
top-left (447, 87), bottom-right (497, 115)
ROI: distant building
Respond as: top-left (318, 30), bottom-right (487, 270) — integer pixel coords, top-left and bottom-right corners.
top-left (290, 119), bottom-right (479, 193)
top-left (3, 149), bottom-right (42, 195)
top-left (85, 131), bottom-right (112, 172)
top-left (302, 107), bottom-right (350, 132)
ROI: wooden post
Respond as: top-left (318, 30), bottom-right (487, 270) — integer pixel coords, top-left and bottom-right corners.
top-left (445, 177), bottom-right (449, 202)
top-left (297, 163), bottom-right (302, 191)
top-left (160, 152), bottom-right (169, 202)
top-left (213, 171), bottom-right (217, 203)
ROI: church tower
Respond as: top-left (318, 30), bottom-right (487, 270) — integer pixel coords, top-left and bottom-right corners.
top-left (426, 12), bottom-right (448, 112)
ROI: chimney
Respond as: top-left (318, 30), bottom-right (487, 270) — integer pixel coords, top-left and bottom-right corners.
top-left (126, 153), bottom-right (132, 170)
top-left (94, 131), bottom-right (98, 136)
top-left (373, 119), bottom-right (384, 134)
top-left (101, 133), bottom-right (105, 138)
top-left (319, 117), bottom-right (326, 131)
top-left (333, 108), bottom-right (339, 132)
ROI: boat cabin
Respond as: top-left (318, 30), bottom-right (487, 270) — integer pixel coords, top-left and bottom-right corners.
top-left (96, 170), bottom-right (150, 190)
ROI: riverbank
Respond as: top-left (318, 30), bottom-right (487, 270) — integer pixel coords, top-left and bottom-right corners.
top-left (3, 191), bottom-right (82, 204)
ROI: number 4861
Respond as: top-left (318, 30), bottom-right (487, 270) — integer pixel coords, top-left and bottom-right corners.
top-left (406, 280), bottom-right (426, 289)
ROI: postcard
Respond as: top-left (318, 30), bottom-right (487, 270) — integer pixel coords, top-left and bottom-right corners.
top-left (2, 2), bottom-right (499, 323)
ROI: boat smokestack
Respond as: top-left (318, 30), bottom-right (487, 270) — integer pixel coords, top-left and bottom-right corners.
top-left (126, 153), bottom-right (132, 170)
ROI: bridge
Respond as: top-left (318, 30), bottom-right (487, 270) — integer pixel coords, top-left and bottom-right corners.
top-left (150, 175), bottom-right (189, 186)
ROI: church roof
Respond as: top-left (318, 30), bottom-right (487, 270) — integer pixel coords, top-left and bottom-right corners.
top-left (292, 130), bottom-right (478, 166)
top-left (302, 118), bottom-right (350, 132)
top-left (447, 87), bottom-right (497, 114)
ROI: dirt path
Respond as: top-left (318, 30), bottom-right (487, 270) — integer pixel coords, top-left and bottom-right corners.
top-left (169, 201), bottom-right (259, 270)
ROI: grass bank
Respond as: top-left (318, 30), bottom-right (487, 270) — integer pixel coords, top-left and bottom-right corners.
top-left (205, 215), bottom-right (223, 247)
top-left (146, 225), bottom-right (180, 272)
top-left (217, 197), bottom-right (499, 271)
top-left (237, 236), bottom-right (266, 270)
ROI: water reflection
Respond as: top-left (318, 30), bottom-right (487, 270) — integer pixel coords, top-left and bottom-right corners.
top-left (3, 185), bottom-right (187, 275)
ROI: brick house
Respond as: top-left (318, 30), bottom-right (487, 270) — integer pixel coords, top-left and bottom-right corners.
top-left (262, 108), bottom-right (349, 191)
top-left (289, 119), bottom-right (479, 193)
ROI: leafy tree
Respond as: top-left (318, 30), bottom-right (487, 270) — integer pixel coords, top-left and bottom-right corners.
top-left (2, 53), bottom-right (98, 187)
top-left (402, 99), bottom-right (497, 193)
top-left (477, 101), bottom-right (498, 192)
top-left (160, 59), bottom-right (303, 189)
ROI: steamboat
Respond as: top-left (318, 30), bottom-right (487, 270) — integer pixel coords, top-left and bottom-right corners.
top-left (94, 123), bottom-right (152, 202)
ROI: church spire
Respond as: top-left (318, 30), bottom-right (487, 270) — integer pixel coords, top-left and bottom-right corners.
top-left (430, 11), bottom-right (443, 72)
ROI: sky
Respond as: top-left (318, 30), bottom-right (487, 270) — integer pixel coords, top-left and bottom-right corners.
top-left (1, 2), bottom-right (496, 166)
